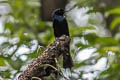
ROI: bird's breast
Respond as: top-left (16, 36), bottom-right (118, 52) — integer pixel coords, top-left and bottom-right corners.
top-left (53, 15), bottom-right (64, 22)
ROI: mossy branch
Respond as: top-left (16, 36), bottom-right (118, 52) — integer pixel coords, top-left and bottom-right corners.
top-left (18, 35), bottom-right (70, 80)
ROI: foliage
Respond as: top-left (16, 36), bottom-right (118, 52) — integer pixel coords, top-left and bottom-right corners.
top-left (0, 0), bottom-right (53, 79)
top-left (0, 0), bottom-right (120, 80)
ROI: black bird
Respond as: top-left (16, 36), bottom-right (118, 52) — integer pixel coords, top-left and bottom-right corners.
top-left (52, 8), bottom-right (74, 68)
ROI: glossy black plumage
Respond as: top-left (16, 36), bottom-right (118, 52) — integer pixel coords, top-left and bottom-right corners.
top-left (52, 9), bottom-right (73, 68)
top-left (52, 9), bottom-right (69, 37)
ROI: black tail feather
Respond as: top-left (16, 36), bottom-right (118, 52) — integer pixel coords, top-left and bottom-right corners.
top-left (63, 52), bottom-right (74, 68)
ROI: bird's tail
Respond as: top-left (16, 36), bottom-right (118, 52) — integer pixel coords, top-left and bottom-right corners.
top-left (63, 52), bottom-right (74, 68)
top-left (58, 35), bottom-right (74, 68)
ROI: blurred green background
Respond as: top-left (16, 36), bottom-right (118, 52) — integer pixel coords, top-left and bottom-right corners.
top-left (0, 0), bottom-right (120, 80)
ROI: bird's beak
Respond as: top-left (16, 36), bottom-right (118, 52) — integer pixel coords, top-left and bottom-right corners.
top-left (64, 10), bottom-right (68, 13)
top-left (64, 9), bottom-right (71, 13)
top-left (64, 4), bottom-right (77, 13)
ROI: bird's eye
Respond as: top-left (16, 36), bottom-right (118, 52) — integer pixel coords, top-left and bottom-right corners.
top-left (60, 9), bottom-right (64, 12)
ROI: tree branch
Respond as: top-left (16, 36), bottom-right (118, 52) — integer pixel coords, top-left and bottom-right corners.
top-left (18, 35), bottom-right (70, 80)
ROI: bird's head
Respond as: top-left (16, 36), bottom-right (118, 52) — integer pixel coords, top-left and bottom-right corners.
top-left (52, 8), bottom-right (65, 17)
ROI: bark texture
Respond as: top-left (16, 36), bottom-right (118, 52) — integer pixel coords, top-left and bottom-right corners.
top-left (18, 35), bottom-right (70, 80)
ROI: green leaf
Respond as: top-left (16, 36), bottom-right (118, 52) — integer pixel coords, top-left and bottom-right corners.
top-left (107, 8), bottom-right (120, 15)
top-left (76, 0), bottom-right (95, 7)
top-left (110, 17), bottom-right (120, 30)
top-left (0, 70), bottom-right (11, 78)
top-left (75, 42), bottom-right (90, 49)
top-left (28, 51), bottom-right (37, 58)
top-left (70, 26), bottom-right (95, 37)
top-left (96, 37), bottom-right (119, 46)
top-left (6, 58), bottom-right (23, 70)
top-left (74, 62), bottom-right (86, 68)
top-left (0, 57), bottom-right (6, 66)
top-left (4, 22), bottom-right (14, 33)
top-left (84, 33), bottom-right (98, 45)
